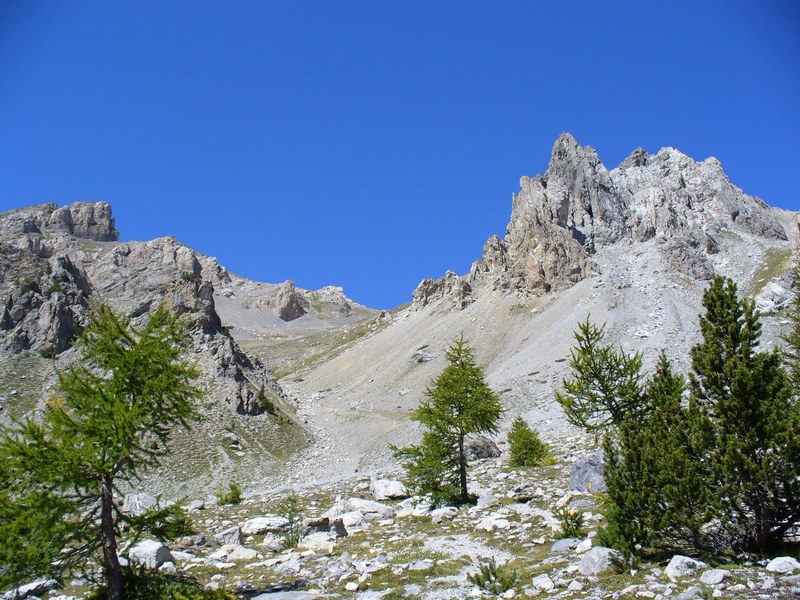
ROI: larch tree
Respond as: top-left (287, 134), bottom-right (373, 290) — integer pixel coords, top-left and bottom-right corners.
top-left (394, 335), bottom-right (503, 505)
top-left (0, 303), bottom-right (202, 600)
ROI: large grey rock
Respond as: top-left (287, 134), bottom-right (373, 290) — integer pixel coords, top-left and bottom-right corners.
top-left (323, 497), bottom-right (396, 523)
top-left (700, 568), bottom-right (732, 585)
top-left (550, 538), bottom-right (580, 555)
top-left (369, 478), bottom-right (409, 500)
top-left (569, 450), bottom-right (605, 493)
top-left (241, 515), bottom-right (288, 535)
top-left (215, 525), bottom-right (244, 546)
top-left (128, 539), bottom-right (174, 569)
top-left (464, 436), bottom-right (501, 460)
top-left (766, 556), bottom-right (800, 574)
top-left (665, 555), bottom-right (708, 580)
top-left (2, 579), bottom-right (59, 600)
top-left (578, 546), bottom-right (621, 575)
top-left (122, 492), bottom-right (158, 517)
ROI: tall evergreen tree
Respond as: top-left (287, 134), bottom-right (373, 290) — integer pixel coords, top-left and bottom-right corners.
top-left (603, 352), bottom-right (710, 555)
top-left (555, 318), bottom-right (644, 433)
top-left (0, 303), bottom-right (202, 599)
top-left (689, 276), bottom-right (800, 551)
top-left (394, 335), bottom-right (503, 505)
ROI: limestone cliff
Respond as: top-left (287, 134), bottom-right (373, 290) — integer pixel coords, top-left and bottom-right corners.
top-left (415, 133), bottom-right (796, 309)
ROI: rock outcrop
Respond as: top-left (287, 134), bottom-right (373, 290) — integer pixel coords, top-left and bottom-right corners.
top-left (0, 202), bottom-right (289, 417)
top-left (413, 133), bottom-right (793, 309)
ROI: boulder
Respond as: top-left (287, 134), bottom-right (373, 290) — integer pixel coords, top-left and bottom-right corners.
top-left (369, 478), bottom-right (409, 501)
top-left (207, 544), bottom-right (260, 562)
top-left (569, 450), bottom-right (605, 493)
top-left (121, 492), bottom-right (158, 517)
top-left (297, 532), bottom-right (335, 554)
top-left (324, 497), bottom-right (396, 523)
top-left (2, 579), bottom-right (59, 600)
top-left (430, 507), bottom-right (458, 523)
top-left (531, 574), bottom-right (555, 592)
top-left (700, 569), bottom-right (732, 585)
top-left (766, 556), bottom-right (800, 574)
top-left (128, 539), bottom-right (174, 569)
top-left (550, 538), bottom-right (580, 555)
top-left (464, 436), bottom-right (501, 460)
top-left (665, 555), bottom-right (708, 580)
top-left (578, 547), bottom-right (621, 576)
top-left (241, 515), bottom-right (288, 535)
top-left (215, 525), bottom-right (243, 546)
top-left (262, 533), bottom-right (287, 553)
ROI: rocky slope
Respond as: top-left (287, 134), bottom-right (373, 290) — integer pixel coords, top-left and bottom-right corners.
top-left (281, 133), bottom-right (798, 492)
top-left (2, 134), bottom-right (799, 599)
top-left (0, 201), bottom-right (377, 497)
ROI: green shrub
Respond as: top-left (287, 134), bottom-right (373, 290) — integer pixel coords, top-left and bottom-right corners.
top-left (217, 483), bottom-right (242, 506)
top-left (467, 557), bottom-right (517, 594)
top-left (44, 281), bottom-right (63, 298)
top-left (554, 506), bottom-right (586, 538)
top-left (507, 416), bottom-right (548, 467)
top-left (276, 495), bottom-right (304, 548)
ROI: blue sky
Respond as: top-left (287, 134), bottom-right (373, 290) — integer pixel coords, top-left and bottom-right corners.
top-left (1, 2), bottom-right (798, 309)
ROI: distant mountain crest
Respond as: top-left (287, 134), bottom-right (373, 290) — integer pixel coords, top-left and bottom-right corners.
top-left (414, 133), bottom-right (796, 309)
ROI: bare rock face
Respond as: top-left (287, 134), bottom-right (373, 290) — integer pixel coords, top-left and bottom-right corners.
top-left (0, 201), bottom-right (289, 417)
top-left (48, 202), bottom-right (118, 241)
top-left (416, 133), bottom-right (792, 309)
top-left (412, 271), bottom-right (473, 310)
top-left (271, 280), bottom-right (309, 321)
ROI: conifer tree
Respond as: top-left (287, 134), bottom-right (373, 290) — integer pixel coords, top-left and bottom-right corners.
top-left (603, 352), bottom-right (709, 554)
top-left (394, 335), bottom-right (503, 505)
top-left (507, 416), bottom-right (548, 468)
top-left (689, 276), bottom-right (800, 551)
top-left (555, 318), bottom-right (644, 432)
top-left (0, 303), bottom-right (202, 600)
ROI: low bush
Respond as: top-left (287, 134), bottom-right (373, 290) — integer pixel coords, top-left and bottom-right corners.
top-left (507, 416), bottom-right (548, 467)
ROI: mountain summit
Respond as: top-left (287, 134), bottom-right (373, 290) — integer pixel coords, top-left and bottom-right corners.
top-left (414, 133), bottom-right (795, 309)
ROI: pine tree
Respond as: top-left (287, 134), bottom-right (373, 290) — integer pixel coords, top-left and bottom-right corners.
top-left (689, 276), bottom-right (800, 552)
top-left (393, 335), bottom-right (503, 505)
top-left (603, 352), bottom-right (710, 555)
top-left (555, 318), bottom-right (644, 433)
top-left (507, 416), bottom-right (548, 467)
top-left (0, 303), bottom-right (202, 599)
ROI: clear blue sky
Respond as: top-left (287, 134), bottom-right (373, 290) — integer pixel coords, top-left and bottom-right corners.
top-left (1, 2), bottom-right (798, 309)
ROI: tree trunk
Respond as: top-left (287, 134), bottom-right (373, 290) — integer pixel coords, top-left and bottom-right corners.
top-left (101, 476), bottom-right (123, 600)
top-left (458, 435), bottom-right (468, 504)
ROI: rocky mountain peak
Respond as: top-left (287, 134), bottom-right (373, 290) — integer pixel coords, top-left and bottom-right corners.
top-left (413, 133), bottom-right (796, 311)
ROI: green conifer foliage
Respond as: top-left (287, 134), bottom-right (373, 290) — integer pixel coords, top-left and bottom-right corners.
top-left (555, 318), bottom-right (644, 432)
top-left (507, 416), bottom-right (547, 467)
top-left (603, 352), bottom-right (710, 555)
top-left (689, 276), bottom-right (800, 552)
top-left (394, 335), bottom-right (503, 505)
top-left (0, 303), bottom-right (202, 599)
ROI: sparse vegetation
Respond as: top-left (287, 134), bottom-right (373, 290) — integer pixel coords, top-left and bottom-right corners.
top-left (276, 495), bottom-right (304, 548)
top-left (554, 506), bottom-right (586, 538)
top-left (467, 557), bottom-right (517, 594)
top-left (216, 483), bottom-right (242, 506)
top-left (87, 569), bottom-right (235, 600)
